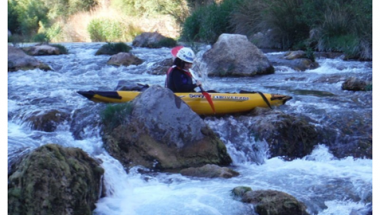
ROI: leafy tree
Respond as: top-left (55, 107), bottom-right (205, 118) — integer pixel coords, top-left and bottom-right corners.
top-left (8, 0), bottom-right (97, 39)
top-left (111, 0), bottom-right (189, 23)
top-left (12, 0), bottom-right (49, 36)
top-left (8, 0), bottom-right (21, 34)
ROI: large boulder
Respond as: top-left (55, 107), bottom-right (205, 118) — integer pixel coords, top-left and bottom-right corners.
top-left (102, 85), bottom-right (232, 171)
top-left (8, 45), bottom-right (52, 71)
top-left (197, 33), bottom-right (274, 77)
top-left (8, 144), bottom-right (104, 215)
top-left (232, 187), bottom-right (310, 215)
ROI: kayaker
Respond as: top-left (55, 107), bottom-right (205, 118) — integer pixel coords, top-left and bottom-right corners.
top-left (165, 47), bottom-right (202, 92)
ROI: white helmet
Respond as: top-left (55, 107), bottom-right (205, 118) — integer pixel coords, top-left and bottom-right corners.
top-left (176, 47), bottom-right (195, 63)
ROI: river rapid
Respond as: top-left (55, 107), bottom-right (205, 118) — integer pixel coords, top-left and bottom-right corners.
top-left (7, 42), bottom-right (373, 215)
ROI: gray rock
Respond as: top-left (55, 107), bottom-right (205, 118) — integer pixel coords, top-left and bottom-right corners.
top-left (197, 33), bottom-right (274, 77)
top-left (8, 45), bottom-right (52, 71)
top-left (22, 44), bottom-right (61, 55)
top-left (147, 58), bottom-right (173, 75)
top-left (107, 52), bottom-right (143, 66)
top-left (102, 85), bottom-right (232, 170)
top-left (342, 77), bottom-right (370, 91)
top-left (232, 187), bottom-right (310, 215)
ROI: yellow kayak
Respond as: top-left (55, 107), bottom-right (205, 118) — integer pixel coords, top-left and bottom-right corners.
top-left (77, 90), bottom-right (292, 115)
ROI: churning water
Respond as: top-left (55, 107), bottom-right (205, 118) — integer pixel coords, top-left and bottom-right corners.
top-left (8, 42), bottom-right (373, 214)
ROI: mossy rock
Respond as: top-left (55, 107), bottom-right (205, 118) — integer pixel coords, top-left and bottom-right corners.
top-left (95, 42), bottom-right (132, 55)
top-left (8, 144), bottom-right (104, 215)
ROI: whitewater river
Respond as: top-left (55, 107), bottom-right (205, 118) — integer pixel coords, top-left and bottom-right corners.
top-left (8, 42), bottom-right (373, 215)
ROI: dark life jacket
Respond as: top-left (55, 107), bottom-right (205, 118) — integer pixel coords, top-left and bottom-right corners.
top-left (165, 66), bottom-right (197, 92)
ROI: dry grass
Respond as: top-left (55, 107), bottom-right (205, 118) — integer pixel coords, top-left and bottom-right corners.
top-left (57, 2), bottom-right (180, 42)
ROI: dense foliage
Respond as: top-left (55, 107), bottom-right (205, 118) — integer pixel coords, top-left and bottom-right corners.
top-left (8, 0), bottom-right (97, 39)
top-left (182, 0), bottom-right (372, 59)
top-left (182, 0), bottom-right (240, 43)
top-left (110, 0), bottom-right (189, 23)
top-left (8, 0), bottom-right (372, 59)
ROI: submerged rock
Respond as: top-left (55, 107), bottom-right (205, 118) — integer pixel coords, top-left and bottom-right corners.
top-left (232, 187), bottom-right (310, 215)
top-left (26, 109), bottom-right (70, 132)
top-left (147, 58), bottom-right (173, 75)
top-left (267, 51), bottom-right (319, 71)
top-left (180, 164), bottom-right (239, 178)
top-left (8, 144), bottom-right (104, 215)
top-left (102, 85), bottom-right (232, 171)
top-left (342, 77), bottom-right (371, 91)
top-left (243, 108), bottom-right (319, 160)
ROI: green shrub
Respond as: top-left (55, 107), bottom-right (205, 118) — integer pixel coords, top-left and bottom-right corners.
top-left (87, 18), bottom-right (123, 42)
top-left (181, 7), bottom-right (204, 42)
top-left (32, 33), bottom-right (50, 43)
top-left (181, 0), bottom-right (241, 43)
top-left (227, 0), bottom-right (371, 58)
top-left (8, 0), bottom-right (21, 34)
top-left (154, 37), bottom-right (177, 48)
top-left (88, 18), bottom-right (142, 42)
top-left (231, 0), bottom-right (309, 49)
top-left (45, 23), bottom-right (63, 42)
top-left (51, 44), bottom-right (69, 54)
top-left (110, 0), bottom-right (188, 22)
top-left (308, 0), bottom-right (372, 59)
top-left (100, 103), bottom-right (133, 132)
top-left (95, 42), bottom-right (132, 55)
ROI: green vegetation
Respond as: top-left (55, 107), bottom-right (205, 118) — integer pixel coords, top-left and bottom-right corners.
top-left (87, 18), bottom-right (143, 42)
top-left (182, 0), bottom-right (371, 59)
top-left (110, 0), bottom-right (189, 23)
top-left (182, 0), bottom-right (240, 43)
top-left (95, 42), bottom-right (132, 55)
top-left (88, 19), bottom-right (122, 42)
top-left (100, 103), bottom-right (133, 132)
top-left (51, 44), bottom-right (69, 54)
top-left (8, 0), bottom-right (97, 41)
top-left (151, 37), bottom-right (178, 48)
top-left (8, 0), bottom-right (372, 59)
